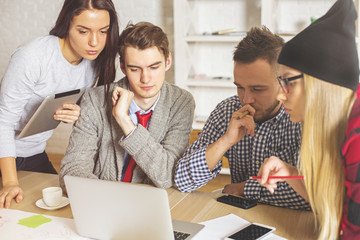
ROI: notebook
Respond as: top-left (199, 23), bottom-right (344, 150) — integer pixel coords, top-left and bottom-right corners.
top-left (17, 88), bottom-right (85, 139)
top-left (64, 175), bottom-right (204, 240)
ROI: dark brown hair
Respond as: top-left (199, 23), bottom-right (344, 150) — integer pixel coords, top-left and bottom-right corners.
top-left (233, 26), bottom-right (284, 68)
top-left (50, 0), bottom-right (119, 89)
top-left (118, 22), bottom-right (169, 64)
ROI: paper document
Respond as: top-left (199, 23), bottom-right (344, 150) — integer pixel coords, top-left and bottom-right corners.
top-left (192, 214), bottom-right (287, 240)
top-left (0, 209), bottom-right (89, 240)
top-left (0, 209), bottom-right (286, 240)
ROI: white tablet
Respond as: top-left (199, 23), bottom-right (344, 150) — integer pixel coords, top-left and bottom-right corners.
top-left (17, 88), bottom-right (85, 139)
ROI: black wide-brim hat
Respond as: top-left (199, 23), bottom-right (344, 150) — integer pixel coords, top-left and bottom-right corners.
top-left (278, 0), bottom-right (359, 91)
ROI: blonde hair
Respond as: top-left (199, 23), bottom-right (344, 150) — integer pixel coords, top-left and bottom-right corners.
top-left (300, 74), bottom-right (356, 239)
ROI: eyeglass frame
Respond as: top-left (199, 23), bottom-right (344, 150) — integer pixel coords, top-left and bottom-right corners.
top-left (277, 74), bottom-right (304, 93)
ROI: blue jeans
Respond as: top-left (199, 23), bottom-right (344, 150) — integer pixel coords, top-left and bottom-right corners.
top-left (15, 151), bottom-right (57, 174)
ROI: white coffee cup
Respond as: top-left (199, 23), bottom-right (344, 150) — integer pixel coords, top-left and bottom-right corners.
top-left (42, 187), bottom-right (63, 207)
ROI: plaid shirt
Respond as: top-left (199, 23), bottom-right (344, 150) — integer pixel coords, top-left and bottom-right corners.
top-left (340, 85), bottom-right (360, 239)
top-left (175, 95), bottom-right (310, 210)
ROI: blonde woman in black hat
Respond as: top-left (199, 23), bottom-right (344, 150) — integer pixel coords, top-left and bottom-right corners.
top-left (257, 0), bottom-right (360, 239)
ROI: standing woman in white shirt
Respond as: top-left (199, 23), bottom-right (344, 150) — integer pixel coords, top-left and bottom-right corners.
top-left (0, 0), bottom-right (119, 208)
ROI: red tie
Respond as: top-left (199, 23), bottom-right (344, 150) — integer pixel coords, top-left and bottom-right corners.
top-left (122, 111), bottom-right (153, 182)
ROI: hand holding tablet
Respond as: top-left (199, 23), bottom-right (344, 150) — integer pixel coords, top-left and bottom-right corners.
top-left (54, 103), bottom-right (81, 124)
top-left (18, 88), bottom-right (85, 139)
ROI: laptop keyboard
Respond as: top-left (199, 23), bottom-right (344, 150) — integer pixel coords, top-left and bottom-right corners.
top-left (174, 231), bottom-right (191, 240)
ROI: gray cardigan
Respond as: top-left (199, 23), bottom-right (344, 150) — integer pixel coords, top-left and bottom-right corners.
top-left (59, 78), bottom-right (195, 191)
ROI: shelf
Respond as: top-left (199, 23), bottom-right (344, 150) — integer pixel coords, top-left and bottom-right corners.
top-left (185, 35), bottom-right (246, 42)
top-left (175, 0), bottom-right (360, 132)
top-left (185, 78), bottom-right (235, 88)
top-left (185, 34), bottom-right (294, 43)
top-left (276, 34), bottom-right (295, 42)
top-left (189, 33), bottom-right (295, 42)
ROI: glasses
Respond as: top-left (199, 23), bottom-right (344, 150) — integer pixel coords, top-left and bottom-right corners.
top-left (277, 74), bottom-right (303, 93)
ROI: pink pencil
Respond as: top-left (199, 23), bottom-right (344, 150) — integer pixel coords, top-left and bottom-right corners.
top-left (250, 176), bottom-right (304, 180)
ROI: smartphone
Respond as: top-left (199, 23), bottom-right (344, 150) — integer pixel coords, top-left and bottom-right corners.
top-left (217, 195), bottom-right (257, 209)
top-left (224, 223), bottom-right (275, 240)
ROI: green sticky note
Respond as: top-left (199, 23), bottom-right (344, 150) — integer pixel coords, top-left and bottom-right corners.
top-left (18, 215), bottom-right (52, 228)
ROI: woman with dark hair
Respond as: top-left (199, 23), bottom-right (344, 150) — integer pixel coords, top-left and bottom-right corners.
top-left (0, 0), bottom-right (119, 208)
top-left (50, 0), bottom-right (119, 87)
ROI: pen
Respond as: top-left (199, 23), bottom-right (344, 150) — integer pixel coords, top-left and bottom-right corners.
top-left (236, 111), bottom-right (249, 120)
top-left (249, 176), bottom-right (304, 180)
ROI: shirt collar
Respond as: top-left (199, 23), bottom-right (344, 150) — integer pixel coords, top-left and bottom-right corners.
top-left (128, 90), bottom-right (161, 116)
top-left (272, 106), bottom-right (286, 124)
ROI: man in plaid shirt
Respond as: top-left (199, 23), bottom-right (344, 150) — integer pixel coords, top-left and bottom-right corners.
top-left (175, 26), bottom-right (310, 210)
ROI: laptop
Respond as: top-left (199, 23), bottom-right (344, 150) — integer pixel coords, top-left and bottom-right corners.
top-left (18, 88), bottom-right (85, 139)
top-left (64, 175), bottom-right (204, 240)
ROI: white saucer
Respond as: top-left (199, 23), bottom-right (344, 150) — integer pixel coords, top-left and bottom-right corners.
top-left (35, 197), bottom-right (69, 210)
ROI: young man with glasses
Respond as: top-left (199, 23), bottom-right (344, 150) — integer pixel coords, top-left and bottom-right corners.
top-left (175, 26), bottom-right (310, 210)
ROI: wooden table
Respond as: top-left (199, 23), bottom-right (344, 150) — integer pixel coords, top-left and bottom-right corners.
top-left (1, 171), bottom-right (317, 239)
top-left (171, 191), bottom-right (317, 239)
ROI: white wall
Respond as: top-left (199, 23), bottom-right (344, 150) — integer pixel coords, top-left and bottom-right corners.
top-left (0, 0), bottom-right (174, 154)
top-left (0, 0), bottom-right (350, 154)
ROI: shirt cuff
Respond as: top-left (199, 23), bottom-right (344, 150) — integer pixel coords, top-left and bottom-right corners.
top-left (188, 148), bottom-right (222, 182)
top-left (243, 179), bottom-right (262, 200)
